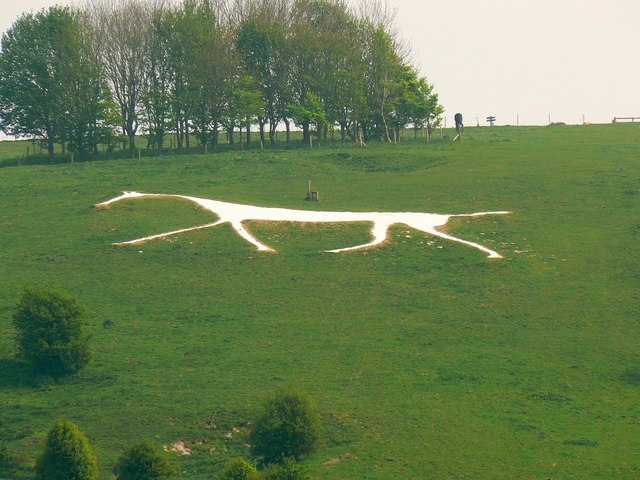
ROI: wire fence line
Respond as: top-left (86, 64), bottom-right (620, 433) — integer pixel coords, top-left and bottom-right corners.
top-left (1, 113), bottom-right (636, 143)
top-left (441, 112), bottom-right (631, 127)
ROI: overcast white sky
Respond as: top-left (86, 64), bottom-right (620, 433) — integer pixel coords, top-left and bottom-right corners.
top-left (1, 0), bottom-right (639, 127)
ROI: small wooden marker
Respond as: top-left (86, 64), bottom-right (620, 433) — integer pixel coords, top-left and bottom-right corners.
top-left (306, 180), bottom-right (319, 201)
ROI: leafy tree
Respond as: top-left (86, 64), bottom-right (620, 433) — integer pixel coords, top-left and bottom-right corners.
top-left (224, 75), bottom-right (266, 149)
top-left (250, 387), bottom-right (322, 465)
top-left (35, 419), bottom-right (98, 480)
top-left (12, 286), bottom-right (91, 378)
top-left (63, 12), bottom-right (112, 157)
top-left (290, 92), bottom-right (327, 147)
top-left (0, 6), bottom-right (104, 158)
top-left (391, 64), bottom-right (443, 140)
top-left (85, 0), bottom-right (154, 152)
top-left (235, 1), bottom-right (293, 145)
top-left (142, 7), bottom-right (174, 150)
top-left (113, 439), bottom-right (174, 480)
top-left (168, 0), bottom-right (237, 149)
top-left (359, 21), bottom-right (403, 142)
top-left (218, 457), bottom-right (259, 480)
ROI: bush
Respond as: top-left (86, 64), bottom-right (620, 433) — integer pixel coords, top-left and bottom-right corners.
top-left (35, 419), bottom-right (98, 480)
top-left (218, 457), bottom-right (259, 480)
top-left (249, 387), bottom-right (321, 465)
top-left (260, 457), bottom-right (308, 480)
top-left (0, 443), bottom-right (19, 475)
top-left (12, 286), bottom-right (91, 377)
top-left (113, 439), bottom-right (174, 480)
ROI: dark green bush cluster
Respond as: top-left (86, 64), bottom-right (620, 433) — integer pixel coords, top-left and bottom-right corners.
top-left (113, 440), bottom-right (174, 480)
top-left (35, 419), bottom-right (98, 480)
top-left (8, 287), bottom-right (321, 479)
top-left (33, 420), bottom-right (172, 480)
top-left (0, 442), bottom-right (20, 476)
top-left (216, 386), bottom-right (321, 480)
top-left (12, 286), bottom-right (91, 378)
top-left (250, 387), bottom-right (322, 465)
top-left (218, 457), bottom-right (307, 480)
top-left (218, 457), bottom-right (261, 480)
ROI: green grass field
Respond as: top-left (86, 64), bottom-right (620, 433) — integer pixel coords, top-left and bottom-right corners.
top-left (1, 124), bottom-right (638, 479)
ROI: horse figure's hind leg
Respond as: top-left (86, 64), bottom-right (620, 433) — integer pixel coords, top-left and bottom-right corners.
top-left (112, 220), bottom-right (226, 246)
top-left (325, 221), bottom-right (391, 253)
top-left (426, 228), bottom-right (503, 258)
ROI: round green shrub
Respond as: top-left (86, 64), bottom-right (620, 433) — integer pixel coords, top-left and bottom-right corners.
top-left (0, 442), bottom-right (20, 475)
top-left (218, 457), bottom-right (259, 480)
top-left (260, 457), bottom-right (308, 480)
top-left (12, 286), bottom-right (91, 377)
top-left (35, 419), bottom-right (98, 480)
top-left (249, 387), bottom-right (321, 465)
top-left (113, 439), bottom-right (174, 480)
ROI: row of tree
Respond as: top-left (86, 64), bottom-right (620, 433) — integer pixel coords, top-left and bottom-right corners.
top-left (0, 0), bottom-right (443, 159)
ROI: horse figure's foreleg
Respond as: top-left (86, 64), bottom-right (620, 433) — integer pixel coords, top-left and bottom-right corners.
top-left (407, 211), bottom-right (510, 258)
top-left (112, 220), bottom-right (226, 246)
top-left (426, 228), bottom-right (503, 258)
top-left (325, 221), bottom-right (391, 253)
top-left (231, 221), bottom-right (275, 252)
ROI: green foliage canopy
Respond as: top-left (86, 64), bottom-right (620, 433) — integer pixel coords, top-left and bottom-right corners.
top-left (113, 439), bottom-right (174, 480)
top-left (35, 419), bottom-right (98, 480)
top-left (250, 387), bottom-right (322, 465)
top-left (12, 286), bottom-right (91, 378)
top-left (217, 457), bottom-right (260, 480)
top-left (0, 0), bottom-right (443, 155)
top-left (0, 6), bottom-right (107, 158)
top-left (260, 457), bottom-right (308, 480)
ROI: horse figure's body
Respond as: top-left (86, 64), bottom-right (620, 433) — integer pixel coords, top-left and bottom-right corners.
top-left (96, 191), bottom-right (510, 258)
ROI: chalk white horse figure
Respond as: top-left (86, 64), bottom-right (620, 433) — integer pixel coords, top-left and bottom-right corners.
top-left (96, 191), bottom-right (510, 258)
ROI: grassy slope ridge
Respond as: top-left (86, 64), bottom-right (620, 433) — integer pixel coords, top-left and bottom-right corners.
top-left (0, 125), bottom-right (638, 479)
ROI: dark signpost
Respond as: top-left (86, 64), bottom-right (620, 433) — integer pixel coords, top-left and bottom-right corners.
top-left (486, 116), bottom-right (496, 126)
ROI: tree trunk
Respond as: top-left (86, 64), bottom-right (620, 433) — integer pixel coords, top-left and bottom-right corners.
top-left (302, 122), bottom-right (310, 146)
top-left (268, 118), bottom-right (276, 144)
top-left (128, 130), bottom-right (136, 153)
top-left (47, 135), bottom-right (55, 160)
top-left (212, 123), bottom-right (219, 148)
top-left (260, 120), bottom-right (267, 146)
top-left (284, 118), bottom-right (291, 144)
top-left (176, 120), bottom-right (183, 149)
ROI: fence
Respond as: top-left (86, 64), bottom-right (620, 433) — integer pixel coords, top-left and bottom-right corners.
top-left (441, 113), bottom-right (628, 127)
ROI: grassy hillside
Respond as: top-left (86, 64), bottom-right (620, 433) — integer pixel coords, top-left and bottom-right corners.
top-left (0, 124), bottom-right (638, 479)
